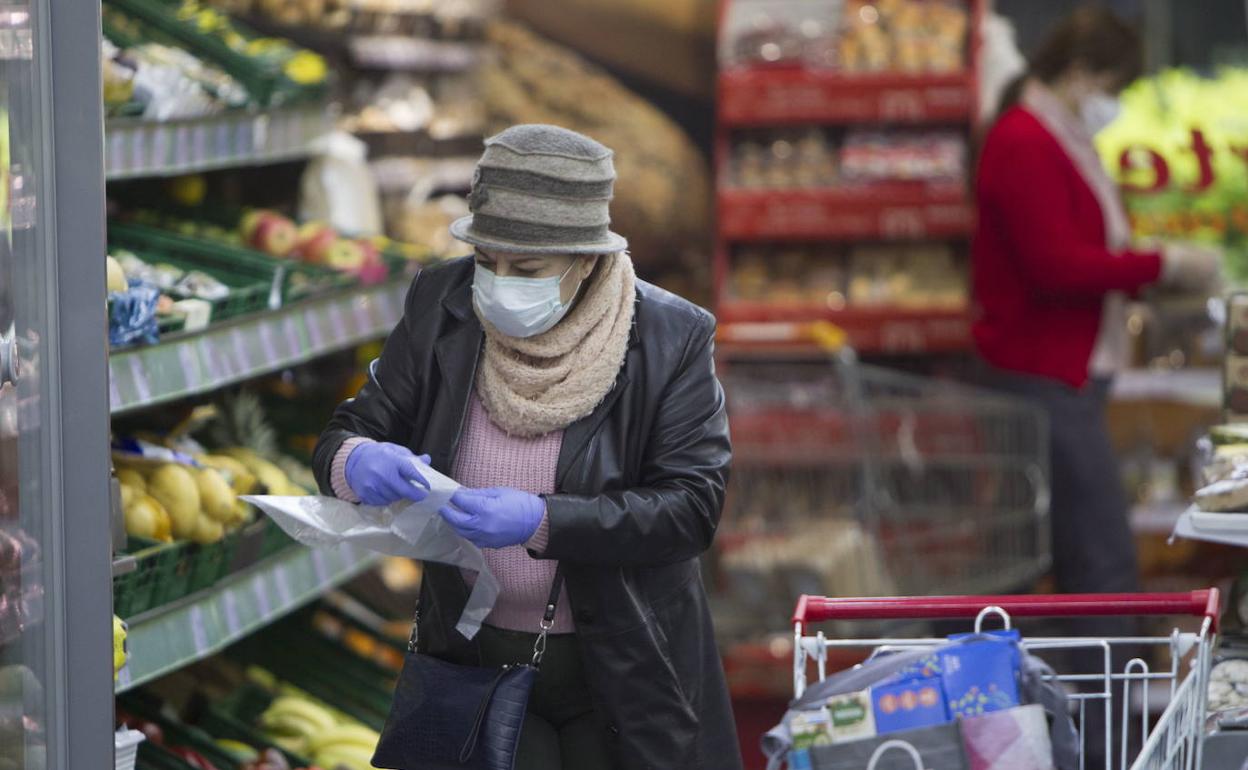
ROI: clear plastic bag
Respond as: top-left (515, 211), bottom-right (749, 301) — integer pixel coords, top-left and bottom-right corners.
top-left (245, 465), bottom-right (498, 639)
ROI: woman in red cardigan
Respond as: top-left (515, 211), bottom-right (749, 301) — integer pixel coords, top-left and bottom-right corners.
top-left (974, 9), bottom-right (1219, 608)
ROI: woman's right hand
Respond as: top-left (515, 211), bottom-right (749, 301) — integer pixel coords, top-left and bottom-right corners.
top-left (1161, 242), bottom-right (1223, 292)
top-left (344, 441), bottom-right (431, 506)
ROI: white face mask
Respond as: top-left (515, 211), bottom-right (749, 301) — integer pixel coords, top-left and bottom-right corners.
top-left (1080, 91), bottom-right (1122, 136)
top-left (472, 259), bottom-right (581, 338)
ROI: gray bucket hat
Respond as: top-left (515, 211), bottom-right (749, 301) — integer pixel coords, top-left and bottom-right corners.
top-left (450, 124), bottom-right (629, 255)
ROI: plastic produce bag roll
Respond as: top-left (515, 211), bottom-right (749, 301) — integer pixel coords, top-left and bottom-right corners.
top-left (244, 464), bottom-right (498, 639)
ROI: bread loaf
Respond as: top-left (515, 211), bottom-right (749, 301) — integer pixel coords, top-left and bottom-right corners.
top-left (478, 21), bottom-right (710, 274)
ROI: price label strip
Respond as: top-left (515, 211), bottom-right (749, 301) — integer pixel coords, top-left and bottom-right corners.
top-left (274, 567), bottom-right (293, 606)
top-left (282, 316), bottom-right (303, 358)
top-left (177, 344), bottom-right (200, 392)
top-left (311, 548), bottom-right (329, 585)
top-left (128, 354), bottom-right (151, 405)
top-left (108, 365), bottom-right (122, 411)
top-left (305, 308), bottom-right (325, 350)
top-left (222, 589), bottom-right (242, 637)
top-left (230, 328), bottom-right (254, 373)
top-left (189, 605), bottom-right (210, 656)
top-left (252, 573), bottom-right (272, 620)
top-left (258, 322), bottom-right (280, 365)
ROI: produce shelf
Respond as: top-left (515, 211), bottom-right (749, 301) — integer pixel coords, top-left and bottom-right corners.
top-left (115, 542), bottom-right (379, 693)
top-left (717, 304), bottom-right (971, 355)
top-left (718, 184), bottom-right (974, 241)
top-left (348, 35), bottom-right (478, 72)
top-left (109, 277), bottom-right (409, 415)
top-left (105, 104), bottom-right (335, 180)
top-left (1171, 507), bottom-right (1248, 549)
top-left (718, 69), bottom-right (974, 126)
top-left (1111, 367), bottom-right (1220, 408)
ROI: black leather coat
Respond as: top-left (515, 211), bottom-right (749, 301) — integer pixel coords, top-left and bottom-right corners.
top-left (313, 257), bottom-right (743, 770)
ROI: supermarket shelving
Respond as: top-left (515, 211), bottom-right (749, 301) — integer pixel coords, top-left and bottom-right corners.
top-left (105, 104), bottom-right (336, 180)
top-left (718, 70), bottom-right (974, 126)
top-left (348, 35), bottom-right (477, 72)
top-left (712, 0), bottom-right (983, 358)
top-left (1172, 507), bottom-right (1248, 548)
top-left (1111, 367), bottom-right (1220, 408)
top-left (115, 542), bottom-right (379, 693)
top-left (109, 277), bottom-right (409, 415)
top-left (718, 183), bottom-right (974, 242)
top-left (717, 305), bottom-right (971, 355)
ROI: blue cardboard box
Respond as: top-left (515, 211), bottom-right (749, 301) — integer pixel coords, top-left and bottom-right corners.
top-left (871, 676), bottom-right (951, 734)
top-left (893, 633), bottom-right (1021, 719)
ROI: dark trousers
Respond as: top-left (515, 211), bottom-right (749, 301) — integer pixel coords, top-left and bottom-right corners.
top-left (980, 367), bottom-right (1142, 768)
top-left (476, 624), bottom-right (615, 770)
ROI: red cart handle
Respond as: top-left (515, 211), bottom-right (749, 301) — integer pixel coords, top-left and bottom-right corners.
top-left (794, 590), bottom-right (1221, 633)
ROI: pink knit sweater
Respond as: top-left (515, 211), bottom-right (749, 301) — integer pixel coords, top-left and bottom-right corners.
top-left (331, 394), bottom-right (573, 634)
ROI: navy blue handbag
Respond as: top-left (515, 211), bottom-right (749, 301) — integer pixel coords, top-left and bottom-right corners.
top-left (372, 566), bottom-right (564, 770)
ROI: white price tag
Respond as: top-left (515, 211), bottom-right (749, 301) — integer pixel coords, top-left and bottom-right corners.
top-left (108, 131), bottom-right (124, 176)
top-left (151, 126), bottom-right (169, 169)
top-left (177, 344), bottom-right (199, 389)
top-left (282, 316), bottom-right (302, 356)
top-left (258, 322), bottom-right (279, 363)
top-left (353, 299), bottom-right (372, 332)
top-left (201, 337), bottom-right (224, 382)
top-left (131, 130), bottom-right (146, 174)
top-left (230, 328), bottom-right (253, 372)
top-left (311, 548), bottom-right (329, 585)
top-left (222, 590), bottom-right (242, 636)
top-left (328, 303), bottom-right (348, 338)
top-left (274, 567), bottom-right (293, 606)
top-left (252, 574), bottom-right (272, 619)
top-left (189, 605), bottom-right (210, 655)
top-left (174, 125), bottom-right (191, 169)
top-left (109, 368), bottom-right (122, 411)
top-left (117, 665), bottom-right (132, 689)
top-left (305, 308), bottom-right (325, 349)
top-left (128, 354), bottom-right (151, 403)
top-left (378, 287), bottom-right (399, 322)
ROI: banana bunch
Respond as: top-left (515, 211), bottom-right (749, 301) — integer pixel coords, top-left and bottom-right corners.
top-left (258, 696), bottom-right (378, 770)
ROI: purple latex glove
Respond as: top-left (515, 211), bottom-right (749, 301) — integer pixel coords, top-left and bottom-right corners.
top-left (344, 441), bottom-right (431, 506)
top-left (439, 487), bottom-right (545, 549)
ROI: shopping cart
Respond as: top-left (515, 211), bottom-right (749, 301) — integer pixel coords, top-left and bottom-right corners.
top-left (714, 344), bottom-right (1051, 638)
top-left (791, 590), bottom-right (1221, 770)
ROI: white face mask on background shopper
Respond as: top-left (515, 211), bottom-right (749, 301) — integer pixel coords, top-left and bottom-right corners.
top-left (473, 260), bottom-right (581, 338)
top-left (1080, 91), bottom-right (1122, 136)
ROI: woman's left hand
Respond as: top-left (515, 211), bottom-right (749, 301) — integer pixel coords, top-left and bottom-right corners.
top-left (439, 487), bottom-right (545, 549)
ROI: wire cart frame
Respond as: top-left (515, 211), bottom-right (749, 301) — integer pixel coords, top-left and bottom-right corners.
top-left (714, 347), bottom-right (1052, 638)
top-left (791, 590), bottom-right (1221, 770)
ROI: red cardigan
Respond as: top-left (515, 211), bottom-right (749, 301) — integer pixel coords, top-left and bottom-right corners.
top-left (971, 107), bottom-right (1162, 388)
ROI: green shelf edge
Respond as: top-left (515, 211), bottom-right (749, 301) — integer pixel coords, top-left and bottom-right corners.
top-left (116, 542), bottom-right (380, 693)
top-left (109, 278), bottom-right (408, 415)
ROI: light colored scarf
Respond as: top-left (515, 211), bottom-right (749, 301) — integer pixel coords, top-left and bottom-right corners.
top-left (1022, 79), bottom-right (1132, 375)
top-left (474, 252), bottom-right (636, 437)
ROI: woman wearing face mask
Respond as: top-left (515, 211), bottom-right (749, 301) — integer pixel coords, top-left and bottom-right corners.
top-left (974, 10), bottom-right (1220, 762)
top-left (313, 124), bottom-right (741, 770)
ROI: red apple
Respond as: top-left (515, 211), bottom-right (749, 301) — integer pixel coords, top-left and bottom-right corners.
top-left (354, 239), bottom-right (389, 285)
top-left (294, 221), bottom-right (338, 264)
top-left (241, 210), bottom-right (297, 257)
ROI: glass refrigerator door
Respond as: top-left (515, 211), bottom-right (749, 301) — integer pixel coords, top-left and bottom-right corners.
top-left (2, 0), bottom-right (113, 767)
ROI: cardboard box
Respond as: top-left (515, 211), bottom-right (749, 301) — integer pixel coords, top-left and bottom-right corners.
top-left (872, 677), bottom-right (950, 734)
top-left (809, 722), bottom-right (970, 770)
top-left (826, 690), bottom-right (877, 744)
top-left (893, 635), bottom-right (1021, 720)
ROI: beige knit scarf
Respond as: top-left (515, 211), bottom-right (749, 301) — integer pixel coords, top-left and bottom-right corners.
top-left (474, 252), bottom-right (636, 437)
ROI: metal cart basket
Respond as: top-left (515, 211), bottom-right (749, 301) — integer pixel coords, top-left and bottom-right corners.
top-left (715, 347), bottom-right (1052, 637)
top-left (791, 590), bottom-right (1220, 770)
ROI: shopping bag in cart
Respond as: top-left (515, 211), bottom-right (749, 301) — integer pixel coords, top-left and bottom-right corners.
top-left (807, 724), bottom-right (968, 770)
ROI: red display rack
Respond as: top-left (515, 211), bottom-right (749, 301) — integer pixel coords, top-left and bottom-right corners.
top-left (713, 0), bottom-right (982, 358)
